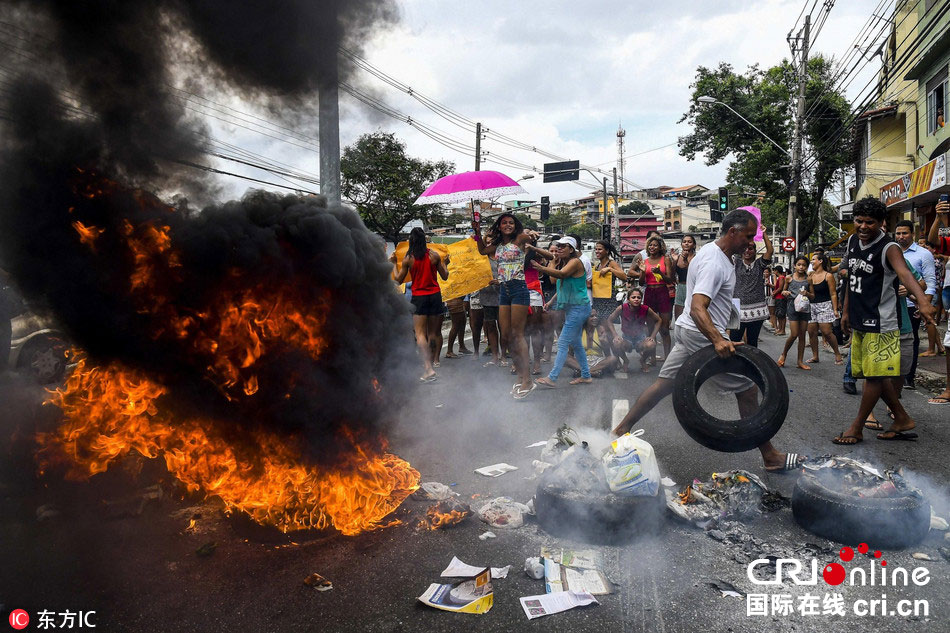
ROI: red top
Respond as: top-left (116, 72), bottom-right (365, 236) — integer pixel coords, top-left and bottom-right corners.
top-left (937, 236), bottom-right (950, 256)
top-left (644, 256), bottom-right (667, 286)
top-left (621, 303), bottom-right (649, 339)
top-left (410, 250), bottom-right (441, 296)
top-left (772, 274), bottom-right (785, 299)
top-left (524, 265), bottom-right (542, 293)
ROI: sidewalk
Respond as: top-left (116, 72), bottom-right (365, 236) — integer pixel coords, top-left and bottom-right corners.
top-left (916, 322), bottom-right (948, 377)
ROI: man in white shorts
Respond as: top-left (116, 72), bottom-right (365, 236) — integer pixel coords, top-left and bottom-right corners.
top-left (612, 210), bottom-right (804, 472)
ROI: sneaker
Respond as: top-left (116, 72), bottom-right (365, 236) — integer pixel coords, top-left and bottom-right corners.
top-left (843, 382), bottom-right (857, 395)
top-left (904, 379), bottom-right (916, 391)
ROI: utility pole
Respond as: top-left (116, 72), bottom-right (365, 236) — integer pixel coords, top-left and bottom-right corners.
top-left (475, 122), bottom-right (482, 171)
top-left (318, 61), bottom-right (341, 206)
top-left (616, 125), bottom-right (626, 194)
top-left (612, 167), bottom-right (620, 250)
top-left (786, 14), bottom-right (810, 258)
top-left (602, 177), bottom-right (609, 233)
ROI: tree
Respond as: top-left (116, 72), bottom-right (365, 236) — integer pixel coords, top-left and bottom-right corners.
top-left (688, 225), bottom-right (697, 232)
top-left (544, 210), bottom-right (574, 234)
top-left (678, 58), bottom-right (850, 243)
top-left (341, 132), bottom-right (455, 245)
top-left (567, 223), bottom-right (601, 241)
top-left (514, 213), bottom-right (538, 230)
top-left (618, 200), bottom-right (651, 216)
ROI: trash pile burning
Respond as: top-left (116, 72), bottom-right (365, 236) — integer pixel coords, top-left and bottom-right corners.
top-left (0, 0), bottom-right (421, 535)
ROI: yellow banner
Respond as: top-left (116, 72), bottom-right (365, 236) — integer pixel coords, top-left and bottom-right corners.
top-left (392, 239), bottom-right (493, 301)
top-left (439, 238), bottom-right (494, 301)
top-left (591, 270), bottom-right (614, 299)
top-left (392, 241), bottom-right (449, 282)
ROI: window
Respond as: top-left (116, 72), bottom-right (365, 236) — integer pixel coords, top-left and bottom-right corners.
top-left (857, 122), bottom-right (869, 191)
top-left (673, 221), bottom-right (681, 230)
top-left (665, 210), bottom-right (671, 219)
top-left (926, 66), bottom-right (947, 136)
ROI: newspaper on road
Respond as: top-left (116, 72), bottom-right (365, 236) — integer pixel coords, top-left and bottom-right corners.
top-left (417, 568), bottom-right (493, 614)
top-left (440, 556), bottom-right (510, 579)
top-left (519, 591), bottom-right (599, 620)
top-left (543, 557), bottom-right (613, 595)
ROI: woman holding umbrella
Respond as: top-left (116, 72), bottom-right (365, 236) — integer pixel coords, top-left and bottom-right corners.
top-left (474, 213), bottom-right (538, 399)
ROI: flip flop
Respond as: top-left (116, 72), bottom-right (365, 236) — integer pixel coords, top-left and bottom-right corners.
top-left (877, 430), bottom-right (918, 441)
top-left (513, 382), bottom-right (536, 400)
top-left (444, 352), bottom-right (459, 359)
top-left (765, 452), bottom-right (807, 473)
top-left (863, 421), bottom-right (884, 431)
top-left (928, 397), bottom-right (950, 405)
top-left (482, 361), bottom-right (497, 367)
top-left (807, 358), bottom-right (820, 364)
top-left (535, 377), bottom-right (557, 389)
top-left (569, 377), bottom-right (593, 385)
top-left (832, 434), bottom-right (862, 445)
top-left (419, 374), bottom-right (438, 383)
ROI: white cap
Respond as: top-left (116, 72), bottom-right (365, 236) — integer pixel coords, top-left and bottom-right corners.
top-left (555, 236), bottom-right (577, 250)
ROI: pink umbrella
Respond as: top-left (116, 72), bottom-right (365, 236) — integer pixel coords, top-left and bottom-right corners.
top-left (738, 205), bottom-right (765, 241)
top-left (413, 170), bottom-right (526, 205)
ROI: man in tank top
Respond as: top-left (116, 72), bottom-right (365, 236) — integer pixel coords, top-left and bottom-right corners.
top-left (833, 198), bottom-right (936, 445)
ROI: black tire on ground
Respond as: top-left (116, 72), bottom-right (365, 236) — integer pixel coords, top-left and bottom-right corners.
top-left (535, 479), bottom-right (666, 545)
top-left (791, 471), bottom-right (931, 549)
top-left (671, 343), bottom-right (788, 452)
top-left (16, 335), bottom-right (68, 384)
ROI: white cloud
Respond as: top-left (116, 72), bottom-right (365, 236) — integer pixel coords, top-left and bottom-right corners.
top-left (204, 0), bottom-right (884, 206)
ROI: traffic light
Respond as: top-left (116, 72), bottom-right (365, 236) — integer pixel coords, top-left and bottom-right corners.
top-left (540, 196), bottom-right (550, 221)
top-left (712, 187), bottom-right (728, 223)
top-left (602, 224), bottom-right (611, 241)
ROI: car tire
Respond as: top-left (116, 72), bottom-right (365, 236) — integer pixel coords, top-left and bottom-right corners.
top-left (671, 343), bottom-right (788, 452)
top-left (16, 335), bottom-right (68, 384)
top-left (792, 471), bottom-right (930, 548)
top-left (535, 478), bottom-right (666, 544)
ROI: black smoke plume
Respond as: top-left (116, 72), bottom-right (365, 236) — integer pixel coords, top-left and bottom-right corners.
top-left (0, 0), bottom-right (414, 464)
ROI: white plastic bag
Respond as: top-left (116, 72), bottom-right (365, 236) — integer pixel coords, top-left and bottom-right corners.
top-left (793, 292), bottom-right (810, 313)
top-left (602, 429), bottom-right (660, 496)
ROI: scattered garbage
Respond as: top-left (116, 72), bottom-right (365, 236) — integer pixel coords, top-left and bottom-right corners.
top-left (440, 556), bottom-right (509, 580)
top-left (419, 498), bottom-right (471, 530)
top-left (434, 403), bottom-right (444, 409)
top-left (930, 511), bottom-right (948, 531)
top-left (418, 568), bottom-right (493, 614)
top-left (303, 573), bottom-right (333, 591)
top-left (414, 481), bottom-right (458, 501)
top-left (524, 557), bottom-right (544, 580)
top-left (544, 558), bottom-right (612, 595)
top-left (195, 542), bottom-right (217, 557)
top-left (532, 460), bottom-right (552, 475)
top-left (518, 590), bottom-right (598, 620)
top-left (476, 497), bottom-right (531, 529)
top-left (539, 547), bottom-right (603, 570)
top-left (525, 440), bottom-right (547, 449)
top-left (474, 463), bottom-right (518, 477)
top-left (912, 553), bottom-right (933, 561)
top-left (602, 430), bottom-right (660, 496)
top-left (478, 531), bottom-right (496, 541)
top-left (938, 547), bottom-right (950, 562)
top-left (661, 477), bottom-right (677, 488)
top-left (665, 470), bottom-right (787, 526)
top-left (540, 425), bottom-right (584, 464)
top-left (102, 483), bottom-right (165, 519)
top-left (708, 579), bottom-right (745, 598)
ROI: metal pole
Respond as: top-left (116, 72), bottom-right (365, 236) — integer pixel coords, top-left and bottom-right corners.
top-left (602, 177), bottom-right (608, 230)
top-left (318, 64), bottom-right (341, 206)
top-left (612, 168), bottom-right (620, 250)
top-left (475, 122), bottom-right (482, 171)
top-left (786, 14), bottom-right (810, 258)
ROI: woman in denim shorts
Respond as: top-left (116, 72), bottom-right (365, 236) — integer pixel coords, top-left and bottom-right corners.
top-left (778, 256), bottom-right (812, 370)
top-left (475, 213), bottom-right (539, 399)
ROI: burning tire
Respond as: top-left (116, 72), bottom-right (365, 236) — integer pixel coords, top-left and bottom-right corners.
top-left (16, 334), bottom-right (69, 384)
top-left (671, 344), bottom-right (787, 452)
top-left (791, 471), bottom-right (931, 549)
top-left (535, 478), bottom-right (666, 544)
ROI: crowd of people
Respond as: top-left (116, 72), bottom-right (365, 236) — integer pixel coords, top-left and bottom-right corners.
top-left (393, 199), bottom-right (950, 453)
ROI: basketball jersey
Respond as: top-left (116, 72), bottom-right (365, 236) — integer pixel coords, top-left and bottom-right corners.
top-left (845, 232), bottom-right (901, 333)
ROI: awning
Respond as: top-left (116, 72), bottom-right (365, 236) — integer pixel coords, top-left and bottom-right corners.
top-left (880, 152), bottom-right (948, 209)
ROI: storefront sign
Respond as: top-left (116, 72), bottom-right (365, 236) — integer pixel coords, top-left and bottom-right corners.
top-left (881, 153), bottom-right (947, 207)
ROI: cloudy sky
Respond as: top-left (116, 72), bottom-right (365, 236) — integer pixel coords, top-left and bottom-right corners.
top-left (205, 0), bottom-right (888, 208)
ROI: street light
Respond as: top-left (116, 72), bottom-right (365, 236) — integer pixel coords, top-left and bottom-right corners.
top-left (696, 96), bottom-right (790, 156)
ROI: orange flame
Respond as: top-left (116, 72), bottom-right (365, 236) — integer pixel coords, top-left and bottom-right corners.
top-left (71, 221), bottom-right (105, 251)
top-left (418, 500), bottom-right (471, 530)
top-left (40, 356), bottom-right (420, 535)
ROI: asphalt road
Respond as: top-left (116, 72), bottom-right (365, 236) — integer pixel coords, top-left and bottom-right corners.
top-left (1, 330), bottom-right (948, 632)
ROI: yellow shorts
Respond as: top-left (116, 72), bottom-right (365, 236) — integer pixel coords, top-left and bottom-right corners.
top-left (851, 330), bottom-right (900, 378)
